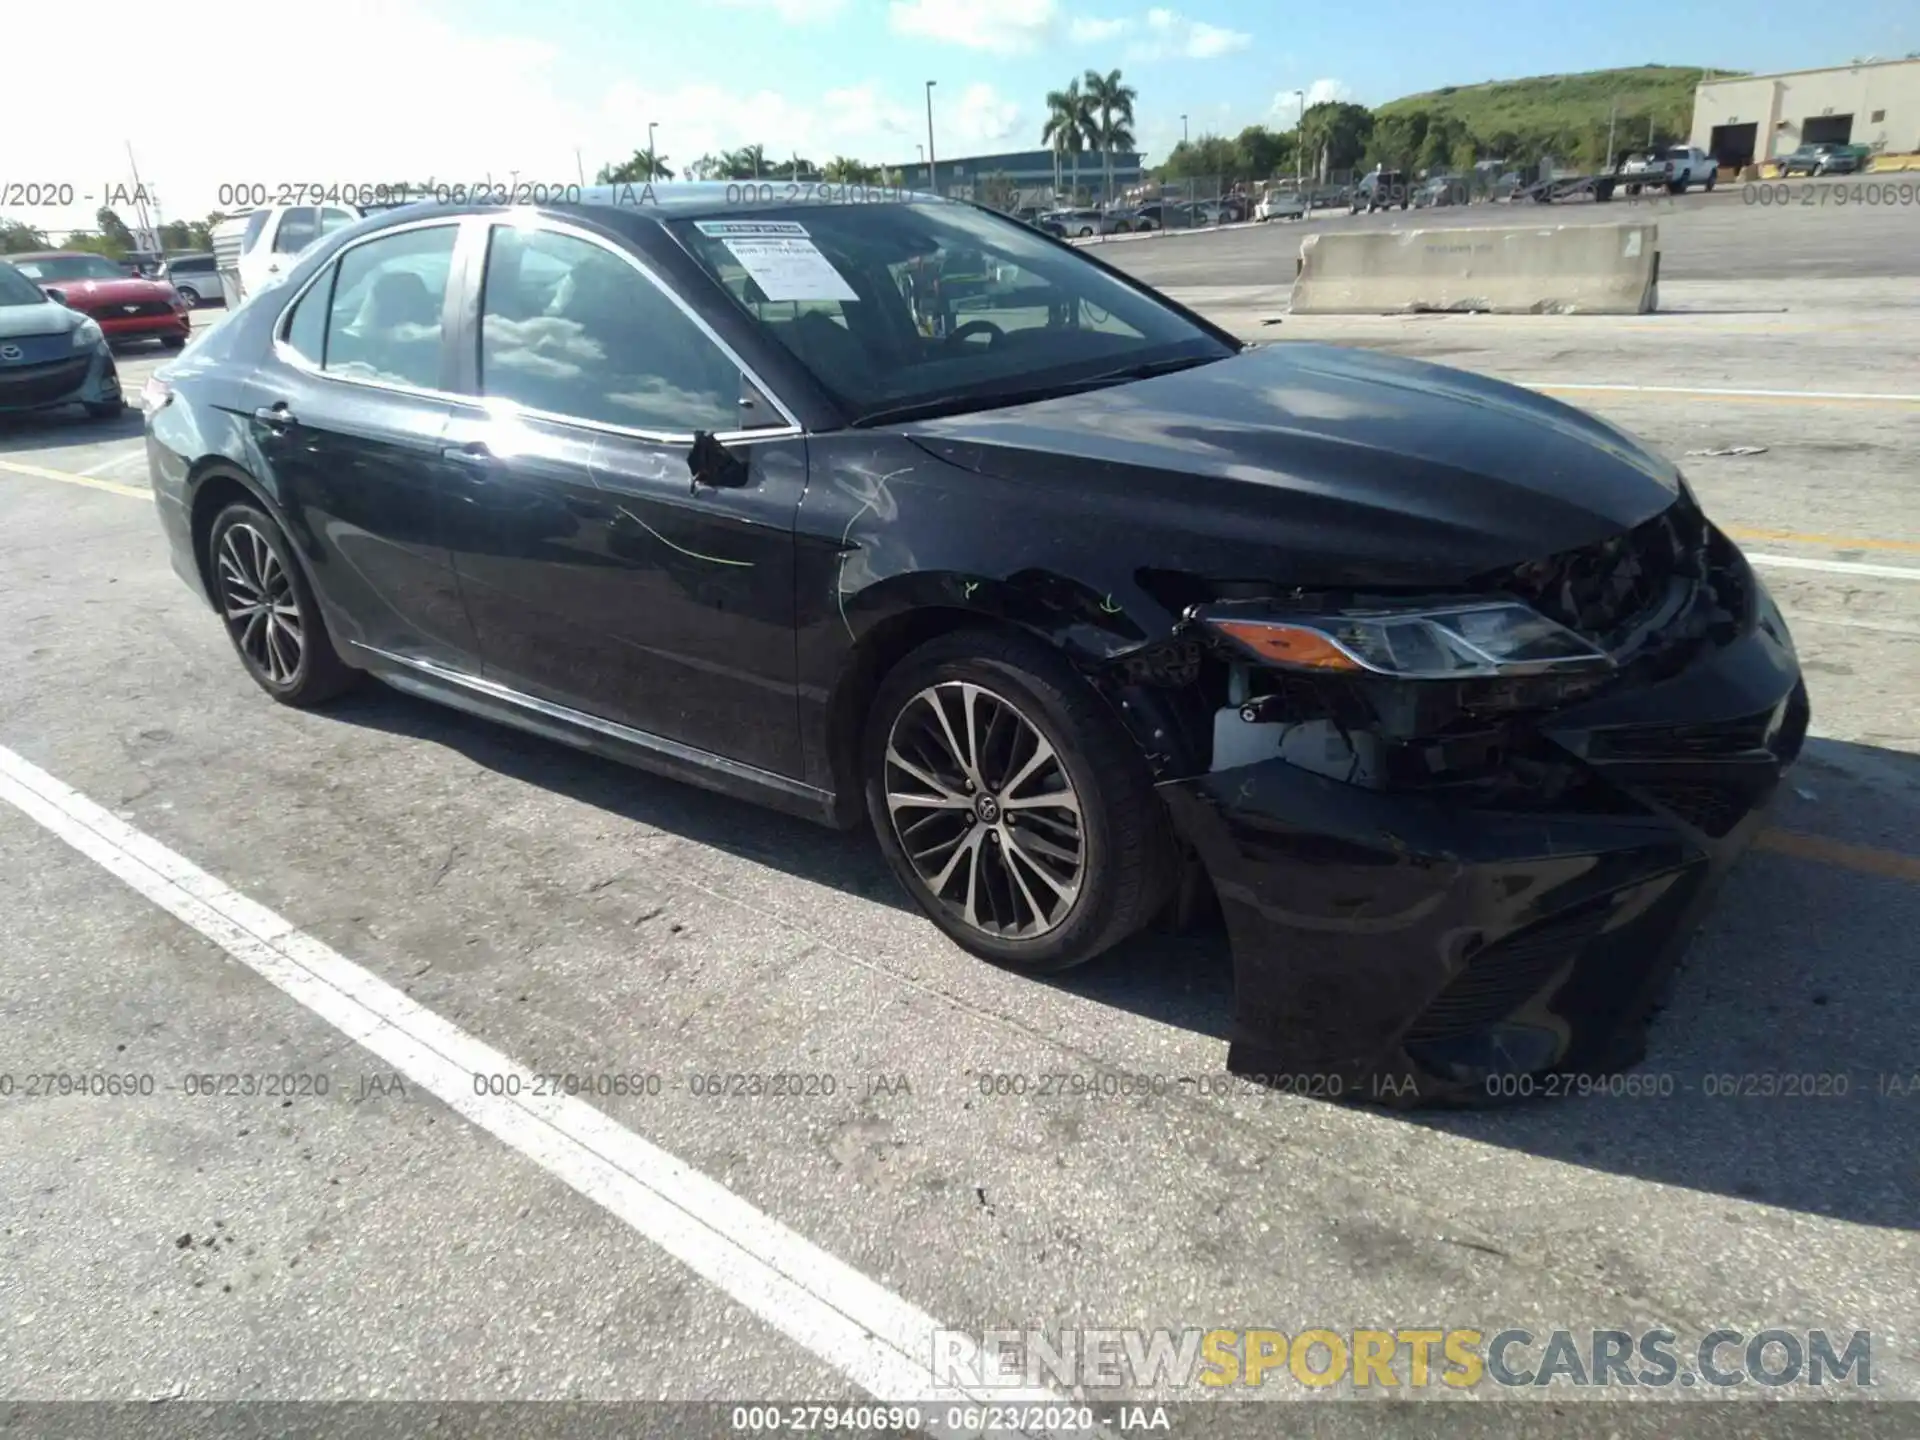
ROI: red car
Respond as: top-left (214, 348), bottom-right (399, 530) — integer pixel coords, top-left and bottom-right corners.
top-left (7, 251), bottom-right (191, 348)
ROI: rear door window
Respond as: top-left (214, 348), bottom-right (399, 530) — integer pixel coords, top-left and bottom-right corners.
top-left (317, 224), bottom-right (458, 389)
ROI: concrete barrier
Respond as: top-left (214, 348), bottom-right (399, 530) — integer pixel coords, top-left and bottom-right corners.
top-left (1290, 223), bottom-right (1659, 315)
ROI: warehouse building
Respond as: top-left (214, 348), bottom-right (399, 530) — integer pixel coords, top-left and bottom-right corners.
top-left (883, 148), bottom-right (1146, 206)
top-left (1692, 58), bottom-right (1920, 169)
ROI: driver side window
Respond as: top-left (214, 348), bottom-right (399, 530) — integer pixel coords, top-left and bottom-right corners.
top-left (477, 226), bottom-right (746, 435)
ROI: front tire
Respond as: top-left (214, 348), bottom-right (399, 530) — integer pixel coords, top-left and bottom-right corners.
top-left (207, 502), bottom-right (359, 707)
top-left (864, 630), bottom-right (1176, 973)
top-left (160, 333), bottom-right (186, 350)
top-left (84, 399), bottom-right (124, 420)
top-left (176, 285), bottom-right (202, 307)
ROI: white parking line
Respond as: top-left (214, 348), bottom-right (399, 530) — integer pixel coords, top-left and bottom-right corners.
top-left (1747, 553), bottom-right (1920, 581)
top-left (0, 742), bottom-right (1098, 1437)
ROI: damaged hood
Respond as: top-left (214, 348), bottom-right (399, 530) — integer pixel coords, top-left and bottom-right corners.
top-left (901, 343), bottom-right (1683, 587)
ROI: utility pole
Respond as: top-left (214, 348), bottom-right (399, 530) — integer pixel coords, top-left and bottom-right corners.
top-left (648, 121), bottom-right (659, 178)
top-left (925, 80), bottom-right (938, 194)
top-left (1606, 101), bottom-right (1617, 172)
top-left (1293, 89), bottom-right (1305, 189)
top-left (576, 148), bottom-right (585, 186)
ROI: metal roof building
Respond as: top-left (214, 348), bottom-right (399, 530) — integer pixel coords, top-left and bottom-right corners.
top-left (1692, 58), bottom-right (1920, 168)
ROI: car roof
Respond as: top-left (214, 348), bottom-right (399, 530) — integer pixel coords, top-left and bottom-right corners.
top-left (7, 251), bottom-right (92, 261)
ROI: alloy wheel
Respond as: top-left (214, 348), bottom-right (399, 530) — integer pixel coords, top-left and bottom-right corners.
top-left (216, 523), bottom-right (304, 684)
top-left (883, 681), bottom-right (1085, 940)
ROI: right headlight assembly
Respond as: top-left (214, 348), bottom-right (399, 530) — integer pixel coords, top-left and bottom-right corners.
top-left (1202, 601), bottom-right (1615, 680)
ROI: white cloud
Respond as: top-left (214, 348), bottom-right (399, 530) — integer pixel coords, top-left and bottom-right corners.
top-left (950, 83), bottom-right (1023, 148)
top-left (1306, 77), bottom-right (1353, 107)
top-left (1069, 15), bottom-right (1131, 41)
top-left (1122, 7), bottom-right (1250, 61)
top-left (0, 0), bottom-right (1035, 232)
top-left (887, 0), bottom-right (1060, 54)
top-left (714, 0), bottom-right (849, 21)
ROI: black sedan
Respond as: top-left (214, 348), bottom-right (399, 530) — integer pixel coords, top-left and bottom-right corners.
top-left (143, 186), bottom-right (1808, 1104)
top-left (0, 259), bottom-right (124, 420)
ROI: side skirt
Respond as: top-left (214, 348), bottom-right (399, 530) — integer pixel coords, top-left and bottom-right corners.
top-left (351, 645), bottom-right (851, 829)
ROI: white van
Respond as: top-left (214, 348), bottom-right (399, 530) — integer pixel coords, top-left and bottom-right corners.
top-left (212, 203), bottom-right (362, 308)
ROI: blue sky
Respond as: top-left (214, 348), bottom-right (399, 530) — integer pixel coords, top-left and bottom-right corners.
top-left (8, 0), bottom-right (1916, 232)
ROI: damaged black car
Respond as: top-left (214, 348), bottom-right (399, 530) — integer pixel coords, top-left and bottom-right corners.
top-left (144, 185), bottom-right (1808, 1104)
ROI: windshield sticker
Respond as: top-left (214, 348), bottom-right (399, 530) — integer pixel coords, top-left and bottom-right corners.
top-left (718, 235), bottom-right (859, 302)
top-left (694, 220), bottom-right (810, 237)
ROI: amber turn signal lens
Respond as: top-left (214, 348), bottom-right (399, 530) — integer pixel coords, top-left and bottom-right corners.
top-left (1212, 620), bottom-right (1363, 671)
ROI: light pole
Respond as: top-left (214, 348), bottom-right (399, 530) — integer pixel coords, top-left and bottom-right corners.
top-left (648, 121), bottom-right (659, 179)
top-left (1181, 113), bottom-right (1189, 147)
top-left (1292, 89), bottom-right (1305, 187)
top-left (925, 80), bottom-right (938, 194)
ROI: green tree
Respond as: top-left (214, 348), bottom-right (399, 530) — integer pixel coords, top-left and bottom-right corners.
top-left (823, 156), bottom-right (878, 182)
top-left (1235, 124), bottom-right (1294, 178)
top-left (720, 145), bottom-right (769, 179)
top-left (597, 147), bottom-right (673, 183)
top-left (1082, 68), bottom-right (1138, 203)
top-left (1041, 80), bottom-right (1094, 201)
top-left (95, 207), bottom-right (136, 252)
top-left (1, 219), bottom-right (51, 253)
top-left (1299, 101), bottom-right (1373, 178)
top-left (684, 153), bottom-right (724, 181)
top-left (1157, 134), bottom-right (1242, 183)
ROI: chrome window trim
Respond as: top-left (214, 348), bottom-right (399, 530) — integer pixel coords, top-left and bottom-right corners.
top-left (267, 210), bottom-right (806, 445)
top-left (469, 213), bottom-right (803, 443)
top-left (352, 645), bottom-right (831, 806)
top-left (271, 215), bottom-right (470, 407)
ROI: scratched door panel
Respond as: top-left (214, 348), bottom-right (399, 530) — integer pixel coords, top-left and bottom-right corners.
top-left (583, 431), bottom-right (807, 777)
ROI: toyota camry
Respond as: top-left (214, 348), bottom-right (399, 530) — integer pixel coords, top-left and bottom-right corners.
top-left (142, 186), bottom-right (1808, 1104)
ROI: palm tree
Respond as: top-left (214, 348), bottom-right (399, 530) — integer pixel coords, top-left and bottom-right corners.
top-left (823, 156), bottom-right (875, 182)
top-left (1082, 68), bottom-right (1138, 204)
top-left (721, 145), bottom-right (769, 180)
top-left (1041, 80), bottom-right (1094, 204)
top-left (686, 152), bottom-right (725, 181)
top-left (596, 147), bottom-right (673, 183)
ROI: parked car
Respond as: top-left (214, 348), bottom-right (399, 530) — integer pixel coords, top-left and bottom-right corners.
top-left (1780, 143), bottom-right (1860, 176)
top-left (1350, 168), bottom-right (1412, 213)
top-left (162, 253), bottom-right (222, 307)
top-left (1045, 208), bottom-right (1107, 238)
top-left (1621, 145), bottom-right (1718, 194)
top-left (5, 251), bottom-right (191, 349)
top-left (1413, 176), bottom-right (1465, 208)
top-left (1254, 187), bottom-right (1308, 221)
top-left (144, 184), bottom-right (1810, 1104)
top-left (212, 202), bottom-right (363, 307)
top-left (1105, 206), bottom-right (1159, 233)
top-left (0, 259), bottom-right (124, 419)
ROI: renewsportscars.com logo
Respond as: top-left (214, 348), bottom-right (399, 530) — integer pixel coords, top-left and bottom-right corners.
top-left (931, 1327), bottom-right (1875, 1392)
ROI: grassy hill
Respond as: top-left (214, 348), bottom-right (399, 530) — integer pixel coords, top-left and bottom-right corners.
top-left (1376, 65), bottom-right (1736, 147)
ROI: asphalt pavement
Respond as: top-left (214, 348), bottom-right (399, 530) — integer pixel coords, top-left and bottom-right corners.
top-left (1, 196), bottom-right (1916, 1433)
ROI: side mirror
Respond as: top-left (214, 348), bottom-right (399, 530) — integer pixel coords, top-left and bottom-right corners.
top-left (45, 287), bottom-right (68, 306)
top-left (688, 431), bottom-right (749, 492)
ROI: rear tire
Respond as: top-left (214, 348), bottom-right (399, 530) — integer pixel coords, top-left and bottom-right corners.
top-left (206, 501), bottom-right (360, 707)
top-left (864, 629), bottom-right (1177, 974)
top-left (176, 285), bottom-right (202, 307)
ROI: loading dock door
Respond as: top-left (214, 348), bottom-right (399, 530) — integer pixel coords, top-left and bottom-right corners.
top-left (1709, 122), bottom-right (1758, 169)
top-left (1803, 114), bottom-right (1854, 146)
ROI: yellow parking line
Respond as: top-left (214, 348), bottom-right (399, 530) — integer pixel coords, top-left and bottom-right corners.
top-left (1725, 527), bottom-right (1920, 555)
top-left (1757, 829), bottom-right (1920, 884)
top-left (0, 458), bottom-right (153, 502)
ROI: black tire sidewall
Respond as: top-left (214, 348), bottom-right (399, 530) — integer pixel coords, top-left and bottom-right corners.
top-left (863, 637), bottom-right (1143, 972)
top-left (207, 501), bottom-right (351, 705)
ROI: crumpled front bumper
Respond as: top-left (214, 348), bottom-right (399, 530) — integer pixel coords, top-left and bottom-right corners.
top-left (1159, 588), bottom-right (1808, 1107)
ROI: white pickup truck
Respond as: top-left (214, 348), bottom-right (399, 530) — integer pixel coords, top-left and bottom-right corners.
top-left (211, 203), bottom-right (362, 307)
top-left (1620, 145), bottom-right (1719, 194)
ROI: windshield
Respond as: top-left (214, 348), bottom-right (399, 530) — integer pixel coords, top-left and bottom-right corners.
top-left (0, 263), bottom-right (50, 307)
top-left (668, 202), bottom-right (1233, 423)
top-left (11, 254), bottom-right (128, 282)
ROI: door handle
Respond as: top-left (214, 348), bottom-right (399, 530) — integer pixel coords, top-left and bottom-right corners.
top-left (253, 402), bottom-right (295, 430)
top-left (440, 442), bottom-right (501, 472)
